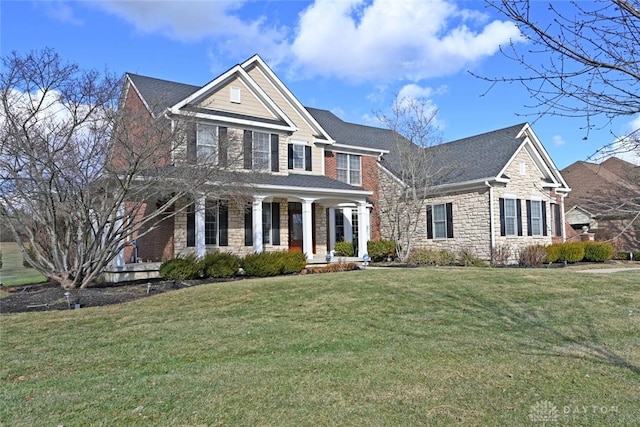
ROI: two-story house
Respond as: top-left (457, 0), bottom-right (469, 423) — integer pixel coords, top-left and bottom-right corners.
top-left (113, 54), bottom-right (570, 270)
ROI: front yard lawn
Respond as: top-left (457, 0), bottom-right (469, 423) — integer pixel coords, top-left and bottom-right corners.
top-left (1, 267), bottom-right (638, 426)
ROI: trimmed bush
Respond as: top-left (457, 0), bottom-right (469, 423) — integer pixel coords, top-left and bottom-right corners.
top-left (545, 243), bottom-right (562, 263)
top-left (243, 251), bottom-right (306, 277)
top-left (458, 248), bottom-right (488, 267)
top-left (558, 242), bottom-right (585, 263)
top-left (407, 248), bottom-right (456, 266)
top-left (199, 252), bottom-right (240, 278)
top-left (159, 255), bottom-right (201, 280)
top-left (583, 242), bottom-right (614, 262)
top-left (518, 244), bottom-right (547, 267)
top-left (334, 241), bottom-right (355, 257)
top-left (634, 251), bottom-right (640, 261)
top-left (614, 251), bottom-right (631, 261)
top-left (367, 239), bottom-right (396, 262)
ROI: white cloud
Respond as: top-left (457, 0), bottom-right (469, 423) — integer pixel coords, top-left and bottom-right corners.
top-left (291, 0), bottom-right (523, 82)
top-left (594, 115), bottom-right (640, 165)
top-left (80, 0), bottom-right (290, 65)
top-left (552, 135), bottom-right (566, 146)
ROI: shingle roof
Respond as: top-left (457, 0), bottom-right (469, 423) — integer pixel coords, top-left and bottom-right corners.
top-left (253, 173), bottom-right (365, 191)
top-left (425, 123), bottom-right (527, 185)
top-left (126, 72), bottom-right (529, 186)
top-left (127, 73), bottom-right (200, 116)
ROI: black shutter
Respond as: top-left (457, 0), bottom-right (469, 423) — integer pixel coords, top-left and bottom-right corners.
top-left (288, 144), bottom-right (293, 169)
top-left (219, 200), bottom-right (228, 246)
top-left (446, 203), bottom-right (454, 239)
top-left (244, 206), bottom-right (253, 246)
top-left (272, 202), bottom-right (280, 245)
top-left (426, 205), bottom-right (433, 239)
top-left (517, 199), bottom-right (523, 236)
top-left (499, 198), bottom-right (505, 236)
top-left (554, 204), bottom-right (562, 236)
top-left (542, 202), bottom-right (548, 236)
top-left (305, 145), bottom-right (312, 171)
top-left (271, 134), bottom-right (279, 172)
top-left (218, 127), bottom-right (228, 167)
top-left (186, 203), bottom-right (195, 247)
top-left (243, 130), bottom-right (252, 169)
top-left (526, 200), bottom-right (532, 236)
top-left (187, 123), bottom-right (197, 164)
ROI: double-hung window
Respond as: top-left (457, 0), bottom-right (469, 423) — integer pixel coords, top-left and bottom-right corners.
top-left (197, 124), bottom-right (218, 164)
top-left (426, 203), bottom-right (454, 239)
top-left (504, 198), bottom-right (517, 236)
top-left (336, 153), bottom-right (361, 186)
top-left (204, 201), bottom-right (219, 245)
top-left (528, 200), bottom-right (543, 236)
top-left (253, 132), bottom-right (271, 171)
top-left (288, 143), bottom-right (312, 171)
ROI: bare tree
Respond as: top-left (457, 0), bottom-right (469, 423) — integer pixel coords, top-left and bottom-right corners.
top-left (376, 97), bottom-right (446, 261)
top-left (0, 49), bottom-right (244, 289)
top-left (485, 0), bottom-right (640, 157)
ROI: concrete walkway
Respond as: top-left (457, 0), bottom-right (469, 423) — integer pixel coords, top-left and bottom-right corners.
top-left (575, 267), bottom-right (640, 274)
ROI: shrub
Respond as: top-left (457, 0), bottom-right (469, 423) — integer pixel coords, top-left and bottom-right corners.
top-left (614, 251), bottom-right (631, 260)
top-left (545, 243), bottom-right (562, 263)
top-left (491, 244), bottom-right (513, 266)
top-left (458, 248), bottom-right (488, 267)
top-left (199, 252), bottom-right (240, 278)
top-left (518, 244), bottom-right (547, 267)
top-left (334, 240), bottom-right (355, 257)
top-left (306, 262), bottom-right (358, 274)
top-left (242, 251), bottom-right (307, 277)
top-left (634, 251), bottom-right (640, 262)
top-left (583, 242), bottom-right (614, 262)
top-left (558, 242), bottom-right (585, 263)
top-left (407, 248), bottom-right (456, 266)
top-left (367, 239), bottom-right (396, 262)
top-left (159, 255), bottom-right (201, 280)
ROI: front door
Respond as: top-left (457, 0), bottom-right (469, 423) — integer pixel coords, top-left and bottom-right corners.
top-left (288, 202), bottom-right (303, 252)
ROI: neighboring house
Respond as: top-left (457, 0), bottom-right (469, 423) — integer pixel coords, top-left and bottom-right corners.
top-left (561, 157), bottom-right (639, 250)
top-left (113, 54), bottom-right (570, 267)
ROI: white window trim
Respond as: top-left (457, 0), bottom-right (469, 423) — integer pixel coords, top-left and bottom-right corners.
top-left (204, 200), bottom-right (220, 246)
top-left (529, 199), bottom-right (543, 236)
top-left (230, 86), bottom-right (241, 103)
top-left (292, 143), bottom-right (305, 170)
top-left (504, 197), bottom-right (517, 237)
top-left (197, 123), bottom-right (218, 165)
top-left (336, 153), bottom-right (362, 186)
top-left (262, 202), bottom-right (273, 245)
top-left (432, 203), bottom-right (448, 239)
top-left (252, 131), bottom-right (271, 171)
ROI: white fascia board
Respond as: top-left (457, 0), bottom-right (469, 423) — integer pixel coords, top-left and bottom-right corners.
top-left (431, 177), bottom-right (506, 193)
top-left (174, 110), bottom-right (296, 133)
top-left (252, 183), bottom-right (372, 198)
top-left (331, 143), bottom-right (389, 156)
top-left (518, 124), bottom-right (571, 191)
top-left (168, 65), bottom-right (298, 131)
top-left (314, 137), bottom-right (336, 145)
top-left (125, 74), bottom-right (154, 117)
top-left (241, 55), bottom-right (335, 143)
top-left (377, 162), bottom-right (408, 188)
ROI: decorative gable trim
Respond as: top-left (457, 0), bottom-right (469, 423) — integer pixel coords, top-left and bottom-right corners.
top-left (168, 63), bottom-right (297, 133)
top-left (241, 55), bottom-right (335, 144)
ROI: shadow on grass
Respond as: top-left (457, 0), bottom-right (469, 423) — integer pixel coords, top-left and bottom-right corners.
top-left (438, 288), bottom-right (640, 375)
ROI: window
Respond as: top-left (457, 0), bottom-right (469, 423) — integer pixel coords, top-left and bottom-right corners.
top-left (262, 203), bottom-right (272, 244)
top-left (351, 210), bottom-right (359, 253)
top-left (288, 143), bottom-right (312, 171)
top-left (337, 153), bottom-right (361, 185)
top-left (335, 209), bottom-right (345, 243)
top-left (197, 124), bottom-right (217, 163)
top-left (426, 203), bottom-right (454, 239)
top-left (504, 198), bottom-right (517, 236)
top-left (186, 200), bottom-right (228, 247)
top-left (552, 204), bottom-right (562, 237)
top-left (527, 200), bottom-right (546, 236)
top-left (253, 132), bottom-right (270, 170)
top-left (205, 201), bottom-right (219, 245)
top-left (245, 202), bottom-right (280, 246)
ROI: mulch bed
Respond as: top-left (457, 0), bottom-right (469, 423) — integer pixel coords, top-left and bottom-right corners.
top-left (0, 279), bottom-right (216, 314)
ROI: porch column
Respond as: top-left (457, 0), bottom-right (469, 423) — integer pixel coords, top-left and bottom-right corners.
top-left (328, 207), bottom-right (336, 250)
top-left (252, 196), bottom-right (265, 254)
top-left (357, 202), bottom-right (370, 258)
top-left (302, 198), bottom-right (314, 260)
top-left (195, 195), bottom-right (206, 257)
top-left (111, 204), bottom-right (125, 268)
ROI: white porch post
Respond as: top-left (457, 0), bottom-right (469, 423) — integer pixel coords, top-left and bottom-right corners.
top-left (195, 195), bottom-right (206, 257)
top-left (343, 207), bottom-right (353, 243)
top-left (328, 207), bottom-right (336, 250)
top-left (357, 202), bottom-right (370, 258)
top-left (111, 204), bottom-right (125, 268)
top-left (302, 198), bottom-right (314, 260)
top-left (253, 196), bottom-right (265, 253)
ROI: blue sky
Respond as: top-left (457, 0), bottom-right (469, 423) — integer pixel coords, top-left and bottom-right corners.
top-left (2, 0), bottom-right (638, 169)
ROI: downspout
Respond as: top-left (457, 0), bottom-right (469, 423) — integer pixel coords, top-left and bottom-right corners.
top-left (560, 193), bottom-right (567, 242)
top-left (485, 181), bottom-right (495, 259)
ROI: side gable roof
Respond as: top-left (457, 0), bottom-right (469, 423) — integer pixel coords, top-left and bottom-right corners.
top-left (126, 73), bottom-right (199, 117)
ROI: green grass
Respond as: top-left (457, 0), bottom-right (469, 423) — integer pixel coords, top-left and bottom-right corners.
top-left (0, 241), bottom-right (47, 286)
top-left (1, 267), bottom-right (639, 426)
